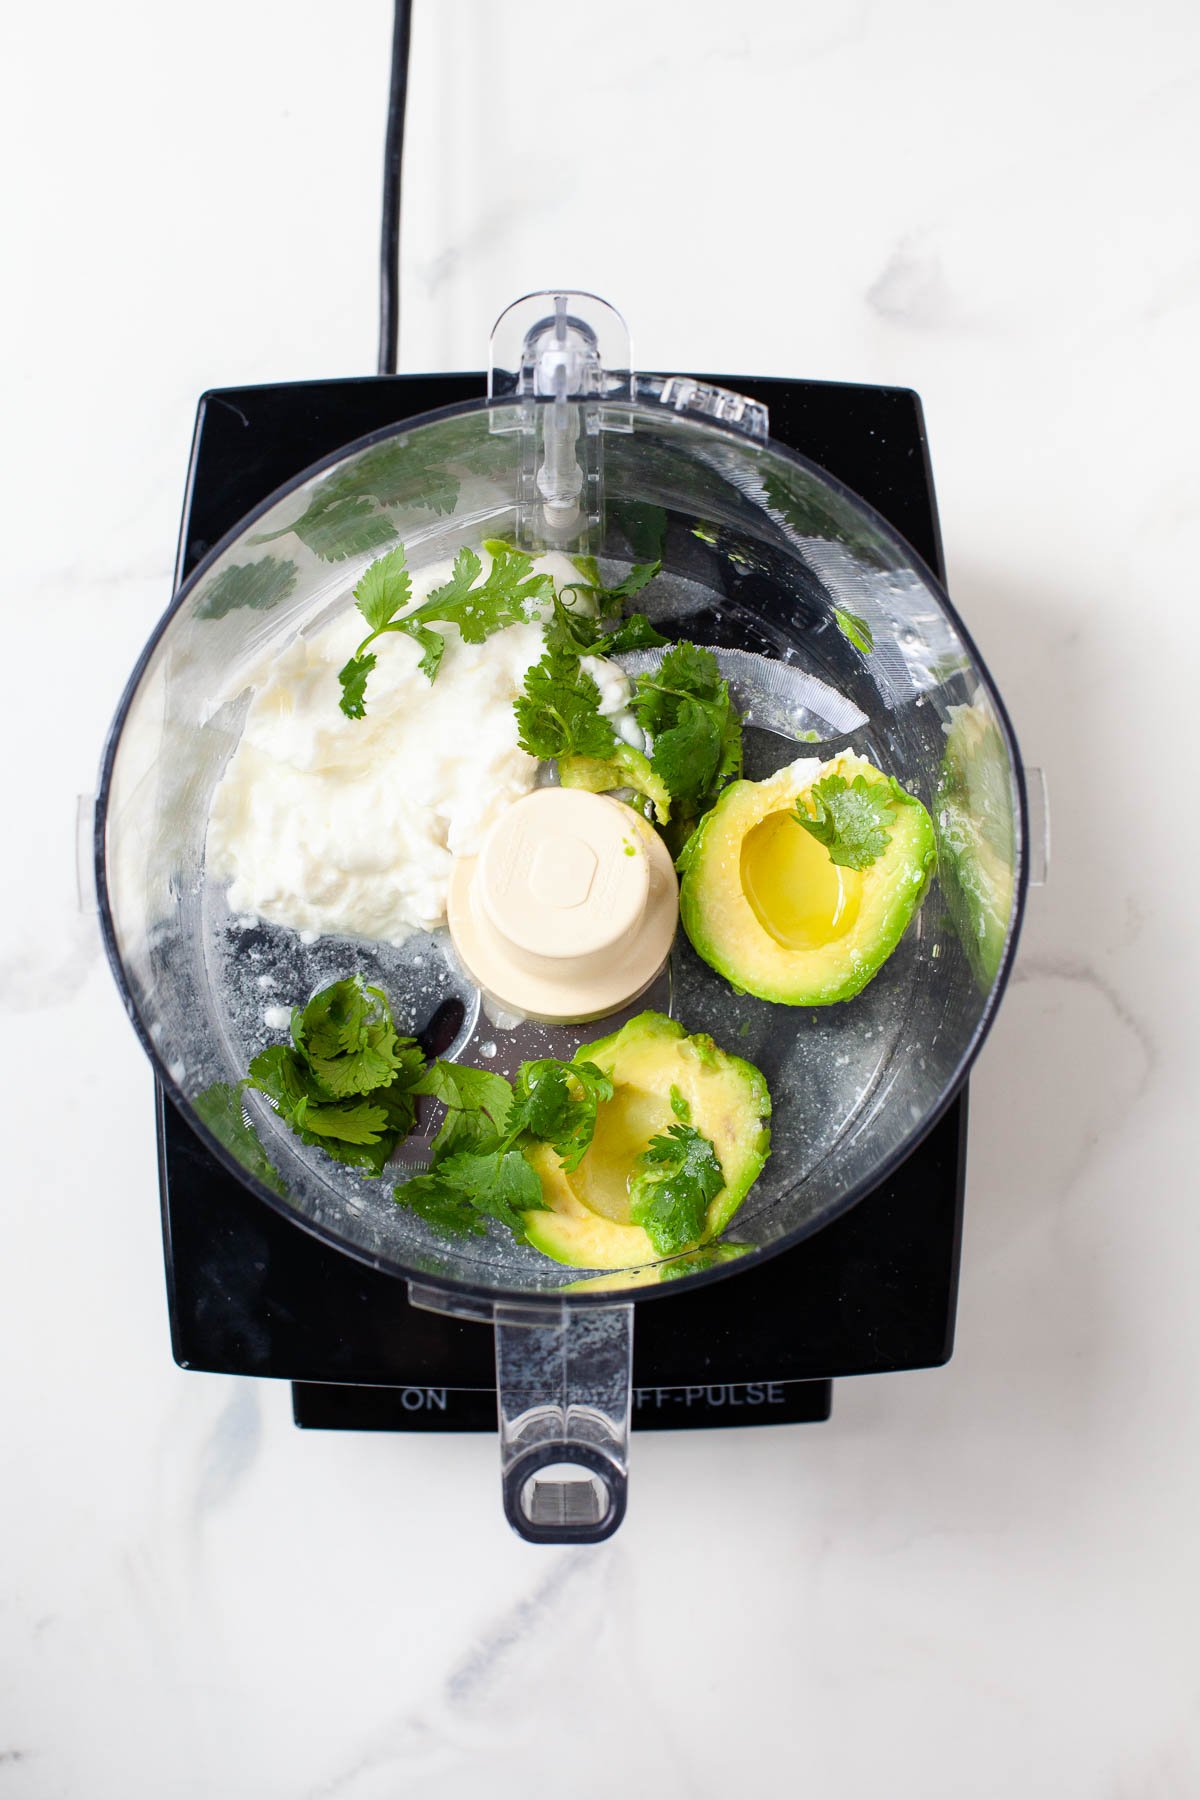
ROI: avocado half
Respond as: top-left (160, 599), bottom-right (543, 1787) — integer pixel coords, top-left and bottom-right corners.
top-left (559, 743), bottom-right (671, 824)
top-left (523, 1011), bottom-right (771, 1270)
top-left (678, 751), bottom-right (936, 1006)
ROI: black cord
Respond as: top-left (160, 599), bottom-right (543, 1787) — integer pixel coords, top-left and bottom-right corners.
top-left (377, 0), bottom-right (413, 376)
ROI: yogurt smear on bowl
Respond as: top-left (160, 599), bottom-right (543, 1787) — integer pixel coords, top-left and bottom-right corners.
top-left (206, 550), bottom-right (635, 946)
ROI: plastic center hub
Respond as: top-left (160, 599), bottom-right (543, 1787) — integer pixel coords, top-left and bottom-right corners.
top-left (447, 787), bottom-right (679, 1024)
top-left (478, 788), bottom-right (650, 961)
top-left (527, 836), bottom-right (598, 908)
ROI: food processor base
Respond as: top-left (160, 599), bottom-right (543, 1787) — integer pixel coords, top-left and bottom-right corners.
top-left (157, 366), bottom-right (965, 1434)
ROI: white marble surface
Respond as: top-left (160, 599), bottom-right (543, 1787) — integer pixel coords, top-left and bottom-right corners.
top-left (2, 0), bottom-right (1197, 1793)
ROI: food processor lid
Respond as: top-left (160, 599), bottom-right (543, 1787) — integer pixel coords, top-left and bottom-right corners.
top-left (93, 290), bottom-right (1032, 1313)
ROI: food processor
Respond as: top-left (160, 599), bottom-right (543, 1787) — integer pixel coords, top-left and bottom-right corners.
top-left (94, 289), bottom-right (1035, 1541)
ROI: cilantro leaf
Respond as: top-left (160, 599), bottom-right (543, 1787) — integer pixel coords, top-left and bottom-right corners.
top-left (395, 1052), bottom-right (612, 1240)
top-left (412, 1058), bottom-right (514, 1120)
top-left (242, 976), bottom-right (424, 1175)
top-left (337, 652), bottom-right (376, 720)
top-left (794, 771), bottom-right (899, 870)
top-left (293, 976), bottom-right (371, 1057)
top-left (833, 607), bottom-right (874, 655)
top-left (516, 578), bottom-right (668, 775)
top-left (393, 1148), bottom-right (543, 1242)
top-left (604, 558), bottom-right (661, 603)
top-left (628, 1124), bottom-right (725, 1257)
top-left (299, 1037), bottom-right (401, 1101)
top-left (394, 1173), bottom-right (490, 1237)
top-left (408, 624), bottom-right (445, 682)
top-left (292, 980), bottom-right (400, 1099)
top-left (632, 642), bottom-right (742, 822)
top-left (436, 1148), bottom-right (544, 1224)
top-left (252, 442), bottom-right (460, 561)
top-left (353, 544), bottom-right (412, 633)
top-left (195, 557), bottom-right (297, 621)
top-left (599, 613), bottom-right (669, 654)
top-left (649, 698), bottom-right (722, 815)
top-left (633, 641), bottom-right (723, 729)
top-left (544, 594), bottom-right (666, 659)
top-left (245, 1042), bottom-right (321, 1113)
top-left (566, 557), bottom-right (662, 616)
top-left (293, 495), bottom-right (399, 562)
top-left (339, 542), bottom-right (554, 718)
top-left (414, 542), bottom-right (481, 614)
top-left (514, 645), bottom-right (619, 762)
top-left (410, 543), bottom-right (553, 643)
top-left (413, 1059), bottom-right (514, 1159)
top-left (395, 1060), bottom-right (532, 1238)
top-left (502, 1059), bottom-right (613, 1173)
top-left (501, 1061), bottom-right (572, 1145)
top-left (294, 1096), bottom-right (390, 1144)
top-left (372, 1043), bottom-right (427, 1142)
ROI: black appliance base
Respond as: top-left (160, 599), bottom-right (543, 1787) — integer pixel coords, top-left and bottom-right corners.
top-left (291, 1378), bottom-right (834, 1433)
top-left (160, 366), bottom-right (964, 1433)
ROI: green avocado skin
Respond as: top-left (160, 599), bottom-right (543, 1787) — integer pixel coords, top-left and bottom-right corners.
top-left (678, 781), bottom-right (938, 1007)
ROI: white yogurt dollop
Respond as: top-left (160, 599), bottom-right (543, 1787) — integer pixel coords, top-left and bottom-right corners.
top-left (206, 551), bottom-right (634, 947)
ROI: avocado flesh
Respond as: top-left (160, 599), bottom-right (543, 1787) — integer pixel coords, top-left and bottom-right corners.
top-left (679, 751), bottom-right (936, 1005)
top-left (523, 1209), bottom-right (657, 1270)
top-left (571, 1084), bottom-right (675, 1222)
top-left (559, 743), bottom-right (671, 823)
top-left (521, 1012), bottom-right (771, 1269)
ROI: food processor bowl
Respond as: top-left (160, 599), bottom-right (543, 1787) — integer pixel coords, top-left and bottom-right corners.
top-left (97, 293), bottom-right (1027, 1540)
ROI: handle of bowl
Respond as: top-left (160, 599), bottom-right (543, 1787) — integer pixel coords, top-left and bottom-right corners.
top-left (1023, 766), bottom-right (1050, 886)
top-left (494, 1301), bottom-right (633, 1544)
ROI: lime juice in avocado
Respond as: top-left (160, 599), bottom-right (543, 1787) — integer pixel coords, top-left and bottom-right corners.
top-left (679, 751), bottom-right (936, 1006)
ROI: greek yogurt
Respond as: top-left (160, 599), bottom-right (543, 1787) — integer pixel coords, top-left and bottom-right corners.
top-left (206, 550), bottom-right (634, 946)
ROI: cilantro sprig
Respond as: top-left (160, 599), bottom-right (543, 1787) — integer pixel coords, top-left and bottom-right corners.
top-left (396, 1060), bottom-right (536, 1238)
top-left (794, 770), bottom-right (914, 871)
top-left (502, 1059), bottom-right (614, 1173)
top-left (631, 642), bottom-right (742, 825)
top-left (254, 439), bottom-right (460, 563)
top-left (628, 1123), bottom-right (725, 1257)
top-left (565, 556), bottom-right (662, 617)
top-left (338, 541), bottom-right (555, 718)
top-left (394, 1055), bottom-right (614, 1237)
top-left (244, 977), bottom-right (425, 1175)
top-left (514, 644), bottom-right (621, 762)
top-left (543, 593), bottom-right (667, 660)
top-left (514, 585), bottom-right (667, 764)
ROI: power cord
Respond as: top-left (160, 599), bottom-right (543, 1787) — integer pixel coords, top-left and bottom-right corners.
top-left (377, 0), bottom-right (413, 376)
